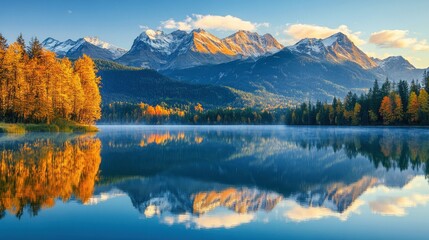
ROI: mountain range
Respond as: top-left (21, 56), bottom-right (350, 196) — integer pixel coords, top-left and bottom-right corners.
top-left (116, 29), bottom-right (283, 69)
top-left (42, 36), bottom-right (127, 60)
top-left (42, 29), bottom-right (428, 105)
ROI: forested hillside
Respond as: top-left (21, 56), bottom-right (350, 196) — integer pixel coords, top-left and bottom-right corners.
top-left (97, 64), bottom-right (245, 108)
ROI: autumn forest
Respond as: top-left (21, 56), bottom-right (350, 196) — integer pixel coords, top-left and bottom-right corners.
top-left (0, 34), bottom-right (101, 125)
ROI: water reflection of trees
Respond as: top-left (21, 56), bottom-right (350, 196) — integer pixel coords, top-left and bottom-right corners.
top-left (0, 135), bottom-right (101, 219)
top-left (292, 129), bottom-right (429, 176)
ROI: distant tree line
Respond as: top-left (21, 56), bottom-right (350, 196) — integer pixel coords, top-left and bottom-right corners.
top-left (286, 73), bottom-right (429, 126)
top-left (101, 101), bottom-right (287, 124)
top-left (0, 33), bottom-right (101, 124)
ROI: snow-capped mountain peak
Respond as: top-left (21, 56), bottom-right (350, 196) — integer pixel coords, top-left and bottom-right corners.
top-left (42, 36), bottom-right (127, 60)
top-left (133, 29), bottom-right (186, 55)
top-left (380, 56), bottom-right (416, 70)
top-left (42, 37), bottom-right (78, 57)
top-left (373, 56), bottom-right (424, 82)
top-left (222, 31), bottom-right (284, 57)
top-left (288, 38), bottom-right (326, 57)
top-left (81, 36), bottom-right (127, 59)
top-left (42, 37), bottom-right (60, 49)
top-left (119, 29), bottom-right (284, 69)
top-left (137, 29), bottom-right (167, 41)
top-left (288, 32), bottom-right (377, 69)
top-left (145, 29), bottom-right (164, 40)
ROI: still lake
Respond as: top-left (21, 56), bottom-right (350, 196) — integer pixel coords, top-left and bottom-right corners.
top-left (1, 125), bottom-right (429, 239)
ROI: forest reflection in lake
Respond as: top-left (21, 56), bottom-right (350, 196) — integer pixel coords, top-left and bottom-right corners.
top-left (1, 126), bottom-right (429, 239)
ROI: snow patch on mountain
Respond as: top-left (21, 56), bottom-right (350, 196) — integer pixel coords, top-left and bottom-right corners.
top-left (322, 34), bottom-right (338, 47)
top-left (42, 36), bottom-right (127, 59)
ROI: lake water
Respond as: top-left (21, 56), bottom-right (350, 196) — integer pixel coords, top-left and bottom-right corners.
top-left (1, 125), bottom-right (429, 239)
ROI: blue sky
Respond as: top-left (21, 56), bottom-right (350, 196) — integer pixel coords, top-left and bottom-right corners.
top-left (1, 0), bottom-right (428, 68)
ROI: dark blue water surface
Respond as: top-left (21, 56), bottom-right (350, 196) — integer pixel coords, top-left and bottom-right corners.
top-left (1, 126), bottom-right (429, 239)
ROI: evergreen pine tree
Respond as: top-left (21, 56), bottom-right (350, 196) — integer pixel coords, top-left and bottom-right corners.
top-left (27, 37), bottom-right (43, 59)
top-left (423, 70), bottom-right (429, 93)
top-left (397, 80), bottom-right (409, 112)
top-left (381, 78), bottom-right (391, 97)
top-left (0, 33), bottom-right (7, 51)
top-left (16, 33), bottom-right (26, 54)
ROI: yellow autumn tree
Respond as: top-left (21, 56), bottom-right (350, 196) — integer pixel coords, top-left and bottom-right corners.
top-left (2, 42), bottom-right (28, 122)
top-left (418, 89), bottom-right (429, 124)
top-left (379, 96), bottom-right (393, 125)
top-left (392, 93), bottom-right (404, 123)
top-left (408, 92), bottom-right (419, 124)
top-left (352, 103), bottom-right (361, 125)
top-left (73, 54), bottom-right (102, 124)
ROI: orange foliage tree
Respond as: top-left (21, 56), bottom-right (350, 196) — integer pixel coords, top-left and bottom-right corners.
top-left (407, 92), bottom-right (419, 124)
top-left (0, 136), bottom-right (101, 218)
top-left (0, 35), bottom-right (101, 124)
top-left (379, 96), bottom-right (393, 125)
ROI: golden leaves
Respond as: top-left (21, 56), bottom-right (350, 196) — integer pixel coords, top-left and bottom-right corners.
top-left (0, 136), bottom-right (102, 218)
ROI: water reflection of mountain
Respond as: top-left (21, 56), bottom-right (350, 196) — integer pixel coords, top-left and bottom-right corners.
top-left (1, 127), bottom-right (427, 221)
top-left (95, 127), bottom-right (428, 220)
top-left (0, 134), bottom-right (101, 219)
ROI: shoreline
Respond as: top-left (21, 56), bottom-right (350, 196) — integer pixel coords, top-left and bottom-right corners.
top-left (0, 122), bottom-right (98, 133)
top-left (96, 124), bottom-right (429, 129)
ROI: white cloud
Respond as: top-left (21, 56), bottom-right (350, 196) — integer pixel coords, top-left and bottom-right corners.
top-left (160, 14), bottom-right (268, 32)
top-left (278, 38), bottom-right (297, 46)
top-left (255, 22), bottom-right (270, 28)
top-left (284, 24), bottom-right (365, 46)
top-left (161, 16), bottom-right (193, 31)
top-left (413, 40), bottom-right (429, 51)
top-left (139, 25), bottom-right (150, 30)
top-left (369, 30), bottom-right (429, 51)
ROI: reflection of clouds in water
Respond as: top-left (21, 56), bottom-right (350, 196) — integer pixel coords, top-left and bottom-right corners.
top-left (369, 195), bottom-right (429, 216)
top-left (193, 212), bottom-right (254, 229)
top-left (363, 185), bottom-right (393, 194)
top-left (368, 176), bottom-right (429, 216)
top-left (144, 205), bottom-right (161, 218)
top-left (284, 176), bottom-right (429, 222)
top-left (162, 211), bottom-right (255, 229)
top-left (284, 199), bottom-right (364, 222)
top-left (85, 189), bottom-right (125, 205)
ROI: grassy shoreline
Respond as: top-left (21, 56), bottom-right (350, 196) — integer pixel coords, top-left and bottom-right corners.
top-left (0, 120), bottom-right (98, 133)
